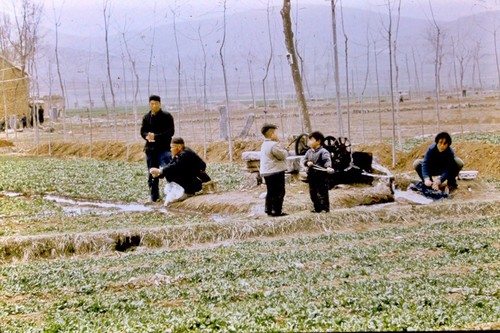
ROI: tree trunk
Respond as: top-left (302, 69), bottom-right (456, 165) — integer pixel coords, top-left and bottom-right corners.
top-left (219, 0), bottom-right (233, 162)
top-left (280, 0), bottom-right (311, 133)
top-left (122, 31), bottom-right (140, 141)
top-left (339, 1), bottom-right (350, 138)
top-left (386, 1), bottom-right (396, 168)
top-left (172, 9), bottom-right (182, 136)
top-left (53, 6), bottom-right (67, 141)
top-left (103, 0), bottom-right (116, 109)
top-left (330, 0), bottom-right (343, 137)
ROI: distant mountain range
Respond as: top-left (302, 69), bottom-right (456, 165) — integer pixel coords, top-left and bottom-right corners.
top-left (33, 4), bottom-right (499, 109)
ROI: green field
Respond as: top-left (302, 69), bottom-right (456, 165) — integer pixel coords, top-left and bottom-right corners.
top-left (0, 156), bottom-right (499, 332)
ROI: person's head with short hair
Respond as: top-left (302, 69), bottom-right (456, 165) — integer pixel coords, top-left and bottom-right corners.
top-left (308, 131), bottom-right (324, 149)
top-left (170, 137), bottom-right (185, 157)
top-left (149, 95), bottom-right (162, 115)
top-left (261, 124), bottom-right (278, 139)
top-left (435, 131), bottom-right (452, 152)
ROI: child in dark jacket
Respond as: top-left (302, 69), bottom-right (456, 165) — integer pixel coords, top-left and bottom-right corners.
top-left (303, 131), bottom-right (334, 213)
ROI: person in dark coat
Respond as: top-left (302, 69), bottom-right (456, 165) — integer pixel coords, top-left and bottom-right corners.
top-left (140, 95), bottom-right (175, 202)
top-left (303, 131), bottom-right (334, 213)
top-left (150, 137), bottom-right (207, 196)
top-left (413, 132), bottom-right (463, 192)
top-left (38, 105), bottom-right (44, 124)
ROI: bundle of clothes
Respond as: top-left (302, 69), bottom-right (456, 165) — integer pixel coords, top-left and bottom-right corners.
top-left (409, 181), bottom-right (449, 200)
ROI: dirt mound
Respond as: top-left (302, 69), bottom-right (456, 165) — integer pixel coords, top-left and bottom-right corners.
top-left (28, 140), bottom-right (263, 163)
top-left (31, 141), bottom-right (145, 162)
top-left (392, 141), bottom-right (500, 178)
top-left (355, 141), bottom-right (499, 179)
top-left (200, 140), bottom-right (262, 163)
top-left (353, 143), bottom-right (406, 169)
top-left (0, 139), bottom-right (14, 148)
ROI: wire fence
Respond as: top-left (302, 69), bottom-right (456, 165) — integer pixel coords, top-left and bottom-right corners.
top-left (2, 92), bottom-right (499, 160)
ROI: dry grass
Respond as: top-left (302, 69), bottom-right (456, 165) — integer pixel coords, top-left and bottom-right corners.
top-left (0, 139), bottom-right (14, 148)
top-left (1, 199), bottom-right (498, 263)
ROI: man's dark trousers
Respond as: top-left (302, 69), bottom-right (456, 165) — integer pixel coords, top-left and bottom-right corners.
top-left (146, 150), bottom-right (171, 201)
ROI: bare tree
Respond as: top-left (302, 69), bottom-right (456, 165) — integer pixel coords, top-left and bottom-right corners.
top-left (404, 54), bottom-right (411, 100)
top-left (383, 0), bottom-right (398, 168)
top-left (329, 0), bottom-right (343, 136)
top-left (102, 0), bottom-right (116, 109)
top-left (281, 0), bottom-right (311, 133)
top-left (51, 2), bottom-right (66, 140)
top-left (427, 0), bottom-right (445, 132)
top-left (85, 51), bottom-right (94, 158)
top-left (2, 0), bottom-right (42, 78)
top-left (147, 5), bottom-right (157, 96)
top-left (360, 36), bottom-right (370, 144)
top-left (451, 36), bottom-right (465, 134)
top-left (1, 0), bottom-right (42, 140)
top-left (339, 0), bottom-right (350, 138)
top-left (373, 40), bottom-right (383, 142)
top-left (119, 43), bottom-right (130, 155)
top-left (198, 25), bottom-right (210, 159)
top-left (246, 52), bottom-right (256, 109)
top-left (262, 0), bottom-right (274, 123)
top-left (392, 0), bottom-right (402, 149)
top-left (0, 17), bottom-right (14, 58)
top-left (490, 24), bottom-right (500, 88)
top-left (171, 7), bottom-right (182, 136)
top-left (293, 1), bottom-right (310, 102)
top-left (412, 47), bottom-right (425, 138)
top-left (471, 41), bottom-right (484, 90)
top-left (121, 25), bottom-right (140, 140)
top-left (219, 0), bottom-right (233, 162)
top-left (457, 48), bottom-right (471, 96)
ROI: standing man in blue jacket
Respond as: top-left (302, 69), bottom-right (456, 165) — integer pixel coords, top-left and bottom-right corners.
top-left (414, 132), bottom-right (463, 192)
top-left (140, 95), bottom-right (175, 202)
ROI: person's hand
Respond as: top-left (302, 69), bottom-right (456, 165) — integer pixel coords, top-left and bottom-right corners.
top-left (150, 167), bottom-right (161, 177)
top-left (146, 132), bottom-right (155, 142)
top-left (326, 167), bottom-right (334, 174)
top-left (432, 179), bottom-right (441, 191)
top-left (306, 161), bottom-right (313, 167)
top-left (424, 179), bottom-right (433, 187)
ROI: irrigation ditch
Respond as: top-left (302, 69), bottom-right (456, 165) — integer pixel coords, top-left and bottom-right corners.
top-left (1, 185), bottom-right (498, 263)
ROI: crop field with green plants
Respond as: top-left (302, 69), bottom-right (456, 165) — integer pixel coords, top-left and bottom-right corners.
top-left (0, 151), bottom-right (499, 332)
top-left (0, 213), bottom-right (498, 331)
top-left (0, 126), bottom-right (499, 331)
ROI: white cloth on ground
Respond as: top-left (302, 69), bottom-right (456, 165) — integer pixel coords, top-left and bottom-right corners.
top-left (164, 181), bottom-right (187, 206)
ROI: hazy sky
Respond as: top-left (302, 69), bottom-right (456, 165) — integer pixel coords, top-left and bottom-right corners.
top-left (30, 0), bottom-right (500, 36)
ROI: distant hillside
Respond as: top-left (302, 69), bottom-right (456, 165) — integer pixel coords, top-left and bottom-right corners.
top-left (35, 5), bottom-right (499, 108)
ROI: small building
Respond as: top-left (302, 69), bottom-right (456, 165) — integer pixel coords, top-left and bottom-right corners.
top-left (0, 56), bottom-right (30, 127)
top-left (42, 94), bottom-right (65, 121)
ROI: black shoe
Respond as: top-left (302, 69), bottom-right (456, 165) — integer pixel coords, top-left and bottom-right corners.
top-left (310, 210), bottom-right (321, 213)
top-left (271, 212), bottom-right (288, 217)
